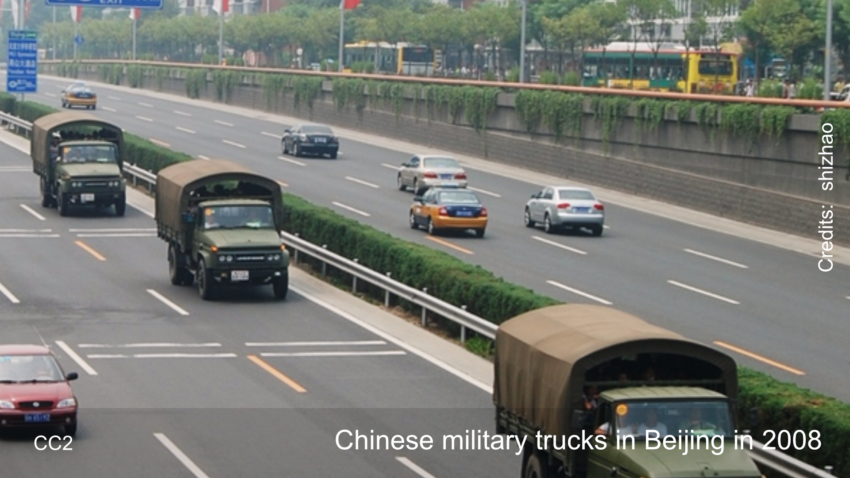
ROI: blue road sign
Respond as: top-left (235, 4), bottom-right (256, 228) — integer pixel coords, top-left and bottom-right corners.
top-left (44, 0), bottom-right (163, 9)
top-left (6, 30), bottom-right (38, 94)
top-left (74, 34), bottom-right (85, 45)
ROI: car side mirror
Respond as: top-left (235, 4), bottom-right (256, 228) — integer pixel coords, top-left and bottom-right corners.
top-left (572, 410), bottom-right (592, 429)
top-left (284, 129), bottom-right (290, 133)
top-left (182, 212), bottom-right (195, 224)
top-left (413, 196), bottom-right (423, 203)
top-left (748, 407), bottom-right (760, 428)
top-left (65, 372), bottom-right (78, 381)
top-left (401, 163), bottom-right (408, 167)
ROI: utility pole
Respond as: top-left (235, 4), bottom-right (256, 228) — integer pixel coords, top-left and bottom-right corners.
top-left (519, 0), bottom-right (527, 83)
top-left (825, 0), bottom-right (833, 100)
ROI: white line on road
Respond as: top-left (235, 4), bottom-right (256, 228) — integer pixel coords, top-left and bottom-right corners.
top-left (149, 138), bottom-right (171, 148)
top-left (176, 126), bottom-right (196, 134)
top-left (278, 156), bottom-right (306, 167)
top-left (108, 96), bottom-right (121, 101)
top-left (546, 280), bottom-right (612, 305)
top-left (20, 204), bottom-right (46, 221)
top-left (102, 106), bottom-right (117, 112)
top-left (154, 433), bottom-right (212, 478)
top-left (345, 176), bottom-right (379, 189)
top-left (138, 102), bottom-right (153, 107)
top-left (45, 92), bottom-right (56, 97)
top-left (684, 249), bottom-right (748, 269)
top-left (0, 281), bottom-right (21, 304)
top-left (136, 115), bottom-right (153, 122)
top-left (76, 233), bottom-right (157, 238)
top-left (223, 139), bottom-right (245, 148)
top-left (80, 343), bottom-right (222, 348)
top-left (382, 163), bottom-right (401, 171)
top-left (532, 236), bottom-right (587, 255)
top-left (261, 131), bottom-right (279, 138)
top-left (396, 457), bottom-right (438, 478)
top-left (197, 155), bottom-right (210, 160)
top-left (146, 289), bottom-right (190, 316)
top-left (468, 186), bottom-right (501, 198)
top-left (246, 340), bottom-right (387, 347)
top-left (0, 229), bottom-right (52, 233)
top-left (89, 353), bottom-right (237, 359)
top-left (667, 280), bottom-right (740, 305)
top-left (0, 166), bottom-right (30, 170)
top-left (260, 351), bottom-right (406, 357)
top-left (55, 340), bottom-right (98, 376)
top-left (70, 228), bottom-right (157, 232)
top-left (332, 201), bottom-right (370, 217)
top-left (0, 234), bottom-right (60, 238)
top-left (174, 110), bottom-right (191, 117)
top-left (215, 120), bottom-right (234, 126)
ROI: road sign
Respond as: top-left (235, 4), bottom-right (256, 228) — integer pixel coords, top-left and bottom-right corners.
top-left (74, 34), bottom-right (85, 45)
top-left (6, 30), bottom-right (38, 94)
top-left (44, 0), bottom-right (163, 9)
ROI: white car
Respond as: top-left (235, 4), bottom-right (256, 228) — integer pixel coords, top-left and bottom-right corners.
top-left (524, 186), bottom-right (605, 236)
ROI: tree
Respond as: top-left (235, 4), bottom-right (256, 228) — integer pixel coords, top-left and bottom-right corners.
top-left (586, 1), bottom-right (627, 86)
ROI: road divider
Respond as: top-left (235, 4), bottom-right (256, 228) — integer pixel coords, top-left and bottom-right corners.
top-left (531, 235), bottom-right (587, 255)
top-left (381, 163), bottom-right (400, 171)
top-left (20, 204), bottom-right (46, 220)
top-left (546, 280), bottom-right (612, 305)
top-left (345, 176), bottom-right (379, 189)
top-left (715, 341), bottom-right (805, 375)
top-left (247, 354), bottom-right (307, 393)
top-left (332, 201), bottom-right (370, 217)
top-left (75, 240), bottom-right (106, 261)
top-left (146, 289), bottom-right (190, 316)
top-left (278, 155), bottom-right (305, 167)
top-left (667, 280), bottom-right (740, 304)
top-left (424, 236), bottom-right (473, 255)
top-left (54, 340), bottom-right (98, 375)
top-left (684, 249), bottom-right (748, 268)
top-left (0, 280), bottom-right (21, 304)
top-left (88, 353), bottom-right (237, 359)
top-left (261, 131), bottom-right (279, 138)
top-left (154, 433), bottom-right (212, 478)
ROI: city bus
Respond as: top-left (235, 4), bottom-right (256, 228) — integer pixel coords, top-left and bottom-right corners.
top-left (581, 42), bottom-right (739, 94)
top-left (343, 41), bottom-right (436, 76)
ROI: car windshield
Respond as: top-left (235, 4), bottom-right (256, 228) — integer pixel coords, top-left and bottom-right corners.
top-left (302, 125), bottom-right (333, 135)
top-left (612, 400), bottom-right (734, 439)
top-left (423, 157), bottom-right (460, 169)
top-left (61, 145), bottom-right (117, 164)
top-left (203, 205), bottom-right (275, 230)
top-left (558, 189), bottom-right (595, 200)
top-left (0, 355), bottom-right (64, 382)
top-left (439, 191), bottom-right (480, 204)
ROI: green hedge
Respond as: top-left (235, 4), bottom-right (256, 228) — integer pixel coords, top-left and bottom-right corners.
top-left (1, 90), bottom-right (848, 474)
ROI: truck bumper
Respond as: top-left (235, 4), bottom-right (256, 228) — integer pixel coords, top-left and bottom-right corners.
top-left (210, 268), bottom-right (287, 285)
top-left (66, 191), bottom-right (124, 206)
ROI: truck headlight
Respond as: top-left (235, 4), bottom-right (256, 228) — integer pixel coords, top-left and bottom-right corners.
top-left (57, 398), bottom-right (76, 408)
top-left (71, 182), bottom-right (80, 188)
top-left (224, 255), bottom-right (233, 263)
top-left (268, 254), bottom-right (281, 261)
top-left (109, 181), bottom-right (119, 187)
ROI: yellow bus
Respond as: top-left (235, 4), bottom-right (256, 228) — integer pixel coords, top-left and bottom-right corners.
top-left (582, 42), bottom-right (739, 94)
top-left (343, 41), bottom-right (436, 76)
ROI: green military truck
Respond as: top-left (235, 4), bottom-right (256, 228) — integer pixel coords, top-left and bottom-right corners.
top-left (31, 111), bottom-right (126, 216)
top-left (155, 159), bottom-right (289, 301)
top-left (494, 304), bottom-right (762, 478)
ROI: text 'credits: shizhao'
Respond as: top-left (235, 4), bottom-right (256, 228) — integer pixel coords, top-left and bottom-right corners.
top-left (818, 122), bottom-right (835, 272)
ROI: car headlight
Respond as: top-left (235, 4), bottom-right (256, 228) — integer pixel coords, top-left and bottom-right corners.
top-left (57, 398), bottom-right (76, 408)
top-left (0, 400), bottom-right (15, 409)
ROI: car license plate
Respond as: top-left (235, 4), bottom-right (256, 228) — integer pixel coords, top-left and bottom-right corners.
top-left (440, 174), bottom-right (453, 179)
top-left (456, 211), bottom-right (473, 217)
top-left (315, 138), bottom-right (326, 143)
top-left (24, 413), bottom-right (50, 423)
top-left (573, 207), bottom-right (589, 213)
top-left (81, 193), bottom-right (95, 203)
top-left (442, 182), bottom-right (458, 187)
top-left (231, 270), bottom-right (249, 281)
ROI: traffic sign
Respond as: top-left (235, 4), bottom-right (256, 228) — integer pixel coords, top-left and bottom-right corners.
top-left (44, 0), bottom-right (163, 9)
top-left (74, 34), bottom-right (85, 45)
top-left (6, 30), bottom-right (38, 94)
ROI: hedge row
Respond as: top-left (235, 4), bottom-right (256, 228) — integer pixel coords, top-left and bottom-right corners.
top-left (1, 91), bottom-right (848, 474)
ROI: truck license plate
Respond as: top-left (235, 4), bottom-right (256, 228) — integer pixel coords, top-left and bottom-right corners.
top-left (231, 270), bottom-right (249, 281)
top-left (81, 193), bottom-right (95, 203)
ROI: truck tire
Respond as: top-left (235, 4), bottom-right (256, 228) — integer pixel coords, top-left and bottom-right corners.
top-left (197, 258), bottom-right (215, 300)
top-left (58, 193), bottom-right (69, 217)
top-left (524, 453), bottom-right (549, 478)
top-left (115, 196), bottom-right (126, 217)
top-left (272, 272), bottom-right (288, 300)
top-left (41, 194), bottom-right (52, 208)
top-left (168, 245), bottom-right (192, 286)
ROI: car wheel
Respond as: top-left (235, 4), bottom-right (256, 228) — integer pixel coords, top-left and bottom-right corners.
top-left (413, 178), bottom-right (420, 195)
top-left (543, 214), bottom-right (554, 234)
top-left (282, 140), bottom-right (288, 155)
top-left (591, 225), bottom-right (603, 237)
top-left (524, 208), bottom-right (535, 228)
top-left (475, 228), bottom-right (486, 238)
top-left (65, 423), bottom-right (77, 437)
top-left (409, 211), bottom-right (418, 229)
top-left (329, 151), bottom-right (338, 159)
top-left (398, 175), bottom-right (406, 191)
top-left (427, 218), bottom-right (437, 235)
top-left (292, 142), bottom-right (300, 157)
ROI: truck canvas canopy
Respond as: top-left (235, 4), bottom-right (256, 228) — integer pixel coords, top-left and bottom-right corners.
top-left (31, 111), bottom-right (124, 172)
top-left (494, 304), bottom-right (737, 438)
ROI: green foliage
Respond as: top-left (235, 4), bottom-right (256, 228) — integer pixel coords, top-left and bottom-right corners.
top-left (464, 336), bottom-right (494, 357)
top-left (796, 77), bottom-right (823, 100)
top-left (757, 79), bottom-right (783, 98)
top-left (761, 106), bottom-right (797, 140)
top-left (261, 74), bottom-right (291, 110)
top-left (96, 64), bottom-right (124, 85)
top-left (292, 76), bottom-right (323, 112)
top-left (634, 98), bottom-right (666, 132)
top-left (562, 71), bottom-right (581, 86)
top-left (720, 103), bottom-right (761, 139)
top-left (462, 86), bottom-right (499, 132)
top-left (539, 71), bottom-right (559, 85)
top-left (820, 109), bottom-right (850, 179)
top-left (184, 69), bottom-right (209, 99)
top-left (332, 78), bottom-right (368, 114)
top-left (0, 93), bottom-right (16, 114)
top-left (592, 96), bottom-right (630, 147)
top-left (212, 70), bottom-right (241, 104)
top-left (55, 61), bottom-right (80, 79)
top-left (127, 65), bottom-right (145, 89)
top-left (694, 102), bottom-right (721, 141)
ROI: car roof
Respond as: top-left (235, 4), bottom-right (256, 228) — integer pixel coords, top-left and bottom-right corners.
top-left (549, 186), bottom-right (593, 192)
top-left (0, 344), bottom-right (52, 356)
top-left (431, 188), bottom-right (479, 198)
top-left (301, 123), bottom-right (332, 128)
top-left (419, 155), bottom-right (459, 160)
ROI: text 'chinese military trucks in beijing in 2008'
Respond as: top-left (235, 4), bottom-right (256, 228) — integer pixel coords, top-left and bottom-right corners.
top-left (494, 304), bottom-right (762, 478)
top-left (31, 111), bottom-right (127, 217)
top-left (155, 159), bottom-right (290, 301)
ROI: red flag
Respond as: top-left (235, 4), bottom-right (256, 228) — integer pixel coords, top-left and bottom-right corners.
top-left (70, 5), bottom-right (82, 22)
top-left (24, 0), bottom-right (31, 20)
top-left (343, 0), bottom-right (360, 9)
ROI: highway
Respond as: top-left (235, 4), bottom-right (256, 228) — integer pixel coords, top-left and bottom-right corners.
top-left (12, 73), bottom-right (850, 403)
top-left (0, 137), bottom-right (515, 476)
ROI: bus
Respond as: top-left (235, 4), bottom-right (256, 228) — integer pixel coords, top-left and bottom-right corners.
top-left (581, 42), bottom-right (739, 94)
top-left (343, 41), bottom-right (436, 76)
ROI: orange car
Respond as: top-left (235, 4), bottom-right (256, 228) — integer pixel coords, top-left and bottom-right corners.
top-left (61, 83), bottom-right (97, 109)
top-left (409, 187), bottom-right (488, 237)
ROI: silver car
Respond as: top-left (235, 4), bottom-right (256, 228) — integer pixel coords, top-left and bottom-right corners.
top-left (397, 155), bottom-right (468, 195)
top-left (524, 186), bottom-right (605, 236)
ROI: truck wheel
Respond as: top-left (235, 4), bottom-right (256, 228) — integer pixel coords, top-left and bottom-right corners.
top-left (115, 198), bottom-right (126, 217)
top-left (58, 193), bottom-right (69, 217)
top-left (524, 453), bottom-right (549, 478)
top-left (197, 258), bottom-right (215, 300)
top-left (272, 272), bottom-right (288, 300)
top-left (168, 245), bottom-right (192, 286)
top-left (41, 194), bottom-right (52, 208)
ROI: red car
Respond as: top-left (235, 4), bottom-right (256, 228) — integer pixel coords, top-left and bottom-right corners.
top-left (0, 345), bottom-right (79, 436)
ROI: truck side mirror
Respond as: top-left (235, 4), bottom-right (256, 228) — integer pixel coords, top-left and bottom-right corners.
top-left (182, 212), bottom-right (195, 224)
top-left (748, 407), bottom-right (760, 428)
top-left (572, 410), bottom-right (592, 429)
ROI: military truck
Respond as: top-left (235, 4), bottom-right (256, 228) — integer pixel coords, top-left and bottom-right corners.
top-left (494, 304), bottom-right (762, 478)
top-left (155, 159), bottom-right (289, 301)
top-left (31, 111), bottom-right (126, 217)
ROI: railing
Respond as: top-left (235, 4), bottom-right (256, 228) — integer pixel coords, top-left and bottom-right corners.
top-left (0, 110), bottom-right (835, 478)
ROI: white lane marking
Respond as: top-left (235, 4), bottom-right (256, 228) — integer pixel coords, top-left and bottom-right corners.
top-left (176, 126), bottom-right (196, 134)
top-left (546, 280), bottom-right (612, 305)
top-left (89, 353), bottom-right (237, 359)
top-left (174, 110), bottom-right (191, 117)
top-left (332, 201), bottom-right (370, 217)
top-left (260, 351), bottom-right (406, 357)
top-left (278, 156), bottom-right (306, 167)
top-left (55, 340), bottom-right (98, 376)
top-left (215, 120), bottom-right (234, 126)
top-left (69, 228), bottom-right (157, 232)
top-left (136, 115), bottom-right (153, 122)
top-left (604, 225), bottom-right (610, 229)
top-left (197, 155), bottom-right (210, 160)
top-left (468, 186), bottom-right (501, 198)
top-left (261, 131), bottom-right (279, 138)
top-left (246, 340), bottom-right (387, 347)
top-left (149, 138), bottom-right (171, 148)
top-left (154, 433), bottom-right (212, 478)
top-left (0, 281), bottom-right (21, 304)
top-left (146, 289), bottom-right (190, 316)
top-left (532, 236), bottom-right (587, 255)
top-left (223, 139), bottom-right (245, 149)
top-left (76, 233), bottom-right (157, 237)
top-left (382, 163), bottom-right (401, 171)
top-left (20, 204), bottom-right (46, 221)
top-left (0, 234), bottom-right (60, 238)
top-left (684, 249), bottom-right (748, 269)
top-left (108, 96), bottom-right (121, 100)
top-left (292, 285), bottom-right (493, 393)
top-left (102, 106), bottom-right (117, 112)
top-left (86, 354), bottom-right (125, 359)
top-left (138, 102), bottom-right (153, 107)
top-left (80, 343), bottom-right (222, 348)
top-left (45, 92), bottom-right (56, 97)
top-left (0, 166), bottom-right (29, 170)
top-left (396, 457), bottom-right (438, 478)
top-left (128, 202), bottom-right (154, 218)
top-left (0, 229), bottom-right (52, 233)
top-left (345, 176), bottom-right (379, 189)
top-left (667, 280), bottom-right (740, 305)
top-left (847, 296), bottom-right (850, 300)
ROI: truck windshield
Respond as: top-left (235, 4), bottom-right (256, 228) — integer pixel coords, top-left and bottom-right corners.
top-left (202, 205), bottom-right (274, 230)
top-left (612, 400), bottom-right (733, 439)
top-left (60, 145), bottom-right (117, 164)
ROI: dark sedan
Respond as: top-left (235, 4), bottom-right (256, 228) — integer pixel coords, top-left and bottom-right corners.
top-left (281, 124), bottom-right (339, 159)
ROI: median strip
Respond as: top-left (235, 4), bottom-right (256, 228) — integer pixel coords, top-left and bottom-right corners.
top-left (424, 236), bottom-right (473, 255)
top-left (247, 354), bottom-right (307, 393)
top-left (714, 341), bottom-right (805, 375)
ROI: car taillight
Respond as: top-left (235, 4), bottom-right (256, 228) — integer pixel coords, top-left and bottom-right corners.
top-left (455, 173), bottom-right (467, 179)
top-left (480, 207), bottom-right (488, 217)
top-left (557, 203), bottom-right (570, 209)
top-left (593, 204), bottom-right (604, 210)
top-left (423, 171), bottom-right (437, 178)
top-left (438, 207), bottom-right (448, 216)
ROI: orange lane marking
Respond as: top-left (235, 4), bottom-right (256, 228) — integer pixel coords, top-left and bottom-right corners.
top-left (247, 354), bottom-right (307, 393)
top-left (714, 341), bottom-right (805, 376)
top-left (425, 235), bottom-right (473, 255)
top-left (75, 240), bottom-right (106, 261)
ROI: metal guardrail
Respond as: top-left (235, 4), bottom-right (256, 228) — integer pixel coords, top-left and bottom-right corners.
top-left (0, 110), bottom-right (836, 478)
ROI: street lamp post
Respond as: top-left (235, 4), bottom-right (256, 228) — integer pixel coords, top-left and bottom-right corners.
top-left (825, 0), bottom-right (833, 100)
top-left (519, 0), bottom-right (527, 83)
